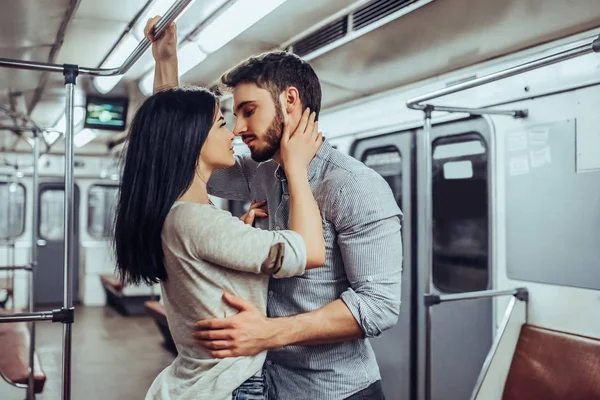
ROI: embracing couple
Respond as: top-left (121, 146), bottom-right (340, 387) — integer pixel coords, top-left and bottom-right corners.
top-left (113, 17), bottom-right (403, 400)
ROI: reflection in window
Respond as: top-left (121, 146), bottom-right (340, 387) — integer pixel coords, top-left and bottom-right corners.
top-left (361, 146), bottom-right (403, 206)
top-left (88, 185), bottom-right (118, 238)
top-left (0, 182), bottom-right (26, 240)
top-left (432, 133), bottom-right (489, 293)
top-left (40, 190), bottom-right (64, 241)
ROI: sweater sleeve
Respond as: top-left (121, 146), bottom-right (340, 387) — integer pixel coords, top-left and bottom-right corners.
top-left (164, 203), bottom-right (307, 278)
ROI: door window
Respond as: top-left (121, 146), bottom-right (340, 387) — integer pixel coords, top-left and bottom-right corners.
top-left (432, 134), bottom-right (489, 293)
top-left (0, 182), bottom-right (26, 239)
top-left (361, 146), bottom-right (403, 206)
top-left (39, 189), bottom-right (65, 241)
top-left (88, 185), bottom-right (119, 238)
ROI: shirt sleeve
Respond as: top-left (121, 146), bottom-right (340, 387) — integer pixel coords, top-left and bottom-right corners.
top-left (206, 154), bottom-right (257, 201)
top-left (167, 204), bottom-right (306, 279)
top-left (330, 172), bottom-right (404, 338)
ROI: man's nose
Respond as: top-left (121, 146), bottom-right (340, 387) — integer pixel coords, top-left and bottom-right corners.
top-left (233, 118), bottom-right (246, 136)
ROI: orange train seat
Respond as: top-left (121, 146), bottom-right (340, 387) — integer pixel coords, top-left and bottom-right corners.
top-left (100, 274), bottom-right (159, 316)
top-left (503, 324), bottom-right (600, 400)
top-left (0, 311), bottom-right (46, 393)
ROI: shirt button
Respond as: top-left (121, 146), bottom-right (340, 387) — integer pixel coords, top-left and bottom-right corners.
top-left (268, 290), bottom-right (273, 297)
top-left (275, 225), bottom-right (281, 230)
top-left (266, 360), bottom-right (272, 366)
top-left (283, 194), bottom-right (289, 200)
top-left (367, 276), bottom-right (373, 282)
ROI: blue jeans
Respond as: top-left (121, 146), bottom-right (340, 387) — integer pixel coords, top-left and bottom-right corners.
top-left (232, 375), bottom-right (266, 400)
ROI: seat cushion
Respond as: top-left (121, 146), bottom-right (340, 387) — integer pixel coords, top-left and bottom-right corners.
top-left (0, 317), bottom-right (46, 393)
top-left (503, 324), bottom-right (600, 400)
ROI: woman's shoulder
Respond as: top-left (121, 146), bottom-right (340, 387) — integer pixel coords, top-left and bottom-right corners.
top-left (167, 201), bottom-right (231, 225)
top-left (164, 202), bottom-right (229, 233)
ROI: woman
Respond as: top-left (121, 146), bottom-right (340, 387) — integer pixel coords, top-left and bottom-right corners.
top-left (113, 86), bottom-right (325, 400)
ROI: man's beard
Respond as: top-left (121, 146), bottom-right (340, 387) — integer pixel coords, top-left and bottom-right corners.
top-left (249, 106), bottom-right (284, 163)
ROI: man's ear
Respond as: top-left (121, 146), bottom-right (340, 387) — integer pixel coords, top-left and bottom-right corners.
top-left (282, 87), bottom-right (300, 114)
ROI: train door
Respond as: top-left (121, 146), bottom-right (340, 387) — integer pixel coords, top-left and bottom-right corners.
top-left (35, 182), bottom-right (80, 306)
top-left (351, 132), bottom-right (415, 400)
top-left (419, 117), bottom-right (493, 400)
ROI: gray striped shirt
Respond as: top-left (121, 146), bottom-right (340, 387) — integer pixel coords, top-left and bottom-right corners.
top-left (208, 139), bottom-right (403, 399)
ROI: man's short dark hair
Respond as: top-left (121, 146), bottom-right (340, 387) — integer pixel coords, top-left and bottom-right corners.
top-left (221, 51), bottom-right (322, 119)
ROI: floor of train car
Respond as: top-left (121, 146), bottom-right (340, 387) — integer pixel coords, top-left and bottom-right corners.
top-left (4, 306), bottom-right (175, 400)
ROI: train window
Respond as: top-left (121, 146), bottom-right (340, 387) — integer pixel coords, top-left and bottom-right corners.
top-left (40, 189), bottom-right (65, 241)
top-left (88, 185), bottom-right (119, 238)
top-left (361, 146), bottom-right (403, 205)
top-left (432, 134), bottom-right (489, 293)
top-left (0, 182), bottom-right (26, 239)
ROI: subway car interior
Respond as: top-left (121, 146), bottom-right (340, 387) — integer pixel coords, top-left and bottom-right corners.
top-left (1, 0), bottom-right (600, 399)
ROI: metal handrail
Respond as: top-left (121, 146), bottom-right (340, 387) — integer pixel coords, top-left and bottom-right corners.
top-left (0, 311), bottom-right (55, 323)
top-left (407, 34), bottom-right (600, 113)
top-left (469, 295), bottom-right (526, 400)
top-left (424, 287), bottom-right (528, 306)
top-left (0, 0), bottom-right (193, 77)
top-left (423, 288), bottom-right (529, 400)
top-left (0, 369), bottom-right (27, 390)
top-left (0, 266), bottom-right (33, 272)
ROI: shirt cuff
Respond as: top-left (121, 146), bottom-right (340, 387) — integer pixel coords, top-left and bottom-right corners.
top-left (340, 288), bottom-right (383, 338)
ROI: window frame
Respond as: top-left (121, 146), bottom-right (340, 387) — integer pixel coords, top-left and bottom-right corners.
top-left (0, 181), bottom-right (27, 240)
top-left (87, 184), bottom-right (119, 239)
top-left (360, 145), bottom-right (404, 206)
top-left (431, 132), bottom-right (490, 294)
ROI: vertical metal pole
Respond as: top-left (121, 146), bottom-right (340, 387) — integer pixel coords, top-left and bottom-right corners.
top-left (7, 173), bottom-right (14, 305)
top-left (62, 67), bottom-right (77, 400)
top-left (422, 106), bottom-right (433, 400)
top-left (27, 132), bottom-right (40, 399)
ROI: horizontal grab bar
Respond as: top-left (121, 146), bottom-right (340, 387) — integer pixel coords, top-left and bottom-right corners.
top-left (407, 34), bottom-right (600, 110)
top-left (425, 287), bottom-right (528, 307)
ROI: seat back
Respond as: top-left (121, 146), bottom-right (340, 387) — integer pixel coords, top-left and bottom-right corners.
top-left (503, 324), bottom-right (600, 400)
top-left (0, 317), bottom-right (46, 393)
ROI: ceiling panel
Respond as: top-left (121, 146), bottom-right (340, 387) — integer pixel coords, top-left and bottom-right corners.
top-left (309, 0), bottom-right (600, 108)
top-left (0, 0), bottom-right (70, 97)
top-left (101, 0), bottom-right (231, 82)
top-left (74, 0), bottom-right (148, 21)
top-left (183, 0), bottom-right (358, 87)
top-left (0, 0), bottom-right (70, 46)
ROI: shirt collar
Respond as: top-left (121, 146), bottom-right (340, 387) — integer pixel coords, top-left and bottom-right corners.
top-left (274, 138), bottom-right (332, 183)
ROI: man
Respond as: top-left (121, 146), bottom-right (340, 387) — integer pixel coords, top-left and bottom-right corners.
top-left (146, 18), bottom-right (403, 400)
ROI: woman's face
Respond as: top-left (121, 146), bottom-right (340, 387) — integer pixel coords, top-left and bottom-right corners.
top-left (199, 108), bottom-right (236, 170)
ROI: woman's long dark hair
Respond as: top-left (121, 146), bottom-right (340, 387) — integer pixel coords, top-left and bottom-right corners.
top-left (114, 86), bottom-right (218, 286)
